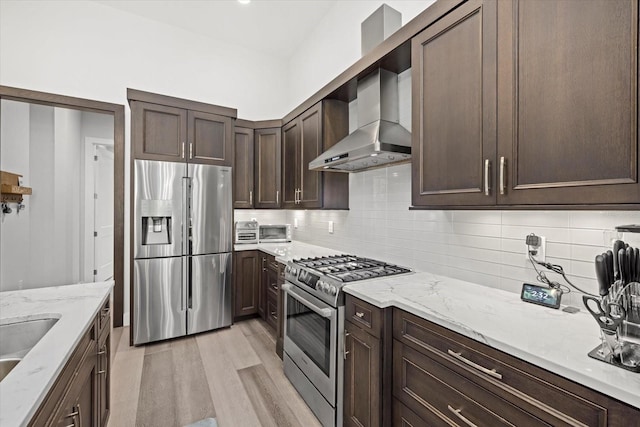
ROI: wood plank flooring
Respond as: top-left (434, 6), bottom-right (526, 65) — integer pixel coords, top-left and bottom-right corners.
top-left (110, 319), bottom-right (321, 427)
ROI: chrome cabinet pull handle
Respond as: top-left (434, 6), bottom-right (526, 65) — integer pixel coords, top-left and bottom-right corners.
top-left (355, 311), bottom-right (365, 318)
top-left (484, 159), bottom-right (490, 196)
top-left (249, 190), bottom-right (253, 205)
top-left (276, 190), bottom-right (279, 204)
top-left (500, 156), bottom-right (506, 195)
top-left (298, 188), bottom-right (302, 203)
top-left (447, 349), bottom-right (503, 380)
top-left (447, 405), bottom-right (478, 427)
top-left (344, 331), bottom-right (350, 359)
top-left (181, 142), bottom-right (185, 159)
top-left (189, 142), bottom-right (193, 159)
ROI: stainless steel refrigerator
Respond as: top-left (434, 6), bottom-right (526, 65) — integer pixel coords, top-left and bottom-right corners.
top-left (133, 159), bottom-right (232, 345)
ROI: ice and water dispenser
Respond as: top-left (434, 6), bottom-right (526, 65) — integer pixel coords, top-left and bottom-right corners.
top-left (140, 199), bottom-right (173, 245)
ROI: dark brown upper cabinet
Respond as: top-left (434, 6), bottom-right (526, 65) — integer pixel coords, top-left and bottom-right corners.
top-left (129, 90), bottom-right (236, 166)
top-left (496, 0), bottom-right (639, 205)
top-left (233, 126), bottom-right (254, 208)
top-left (282, 100), bottom-right (350, 209)
top-left (412, 0), bottom-right (639, 208)
top-left (132, 101), bottom-right (188, 162)
top-left (188, 110), bottom-right (233, 166)
top-left (411, 0), bottom-right (497, 207)
top-left (254, 127), bottom-right (282, 209)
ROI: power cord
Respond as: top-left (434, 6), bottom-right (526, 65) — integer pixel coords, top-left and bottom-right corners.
top-left (526, 235), bottom-right (598, 297)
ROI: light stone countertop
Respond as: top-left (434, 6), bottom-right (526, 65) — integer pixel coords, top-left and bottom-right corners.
top-left (343, 272), bottom-right (640, 410)
top-left (0, 281), bottom-right (113, 427)
top-left (234, 241), bottom-right (342, 264)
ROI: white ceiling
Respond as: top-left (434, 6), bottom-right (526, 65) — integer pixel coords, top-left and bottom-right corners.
top-left (93, 0), bottom-right (339, 59)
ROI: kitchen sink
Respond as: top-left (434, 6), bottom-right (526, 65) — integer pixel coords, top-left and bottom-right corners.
top-left (0, 358), bottom-right (21, 382)
top-left (0, 318), bottom-right (59, 381)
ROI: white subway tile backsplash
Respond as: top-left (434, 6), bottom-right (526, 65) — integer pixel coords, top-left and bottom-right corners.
top-left (266, 164), bottom-right (638, 304)
top-left (501, 211), bottom-right (569, 228)
top-left (452, 222), bottom-right (502, 238)
top-left (501, 224), bottom-right (571, 244)
top-left (451, 210), bottom-right (502, 225)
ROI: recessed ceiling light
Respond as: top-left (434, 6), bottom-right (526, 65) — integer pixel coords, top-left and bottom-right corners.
top-left (238, 0), bottom-right (250, 4)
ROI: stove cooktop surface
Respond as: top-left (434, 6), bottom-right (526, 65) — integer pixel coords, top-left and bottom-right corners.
top-left (293, 255), bottom-right (411, 282)
top-left (285, 255), bottom-right (411, 306)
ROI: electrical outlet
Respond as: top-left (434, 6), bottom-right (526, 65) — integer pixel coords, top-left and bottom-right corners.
top-left (328, 221), bottom-right (334, 234)
top-left (525, 235), bottom-right (546, 262)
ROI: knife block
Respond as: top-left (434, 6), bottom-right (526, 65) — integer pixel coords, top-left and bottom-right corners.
top-left (588, 281), bottom-right (640, 372)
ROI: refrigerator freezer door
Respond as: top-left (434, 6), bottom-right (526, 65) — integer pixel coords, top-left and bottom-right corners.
top-left (188, 164), bottom-right (233, 255)
top-left (134, 160), bottom-right (187, 259)
top-left (187, 252), bottom-right (232, 334)
top-left (133, 257), bottom-right (186, 345)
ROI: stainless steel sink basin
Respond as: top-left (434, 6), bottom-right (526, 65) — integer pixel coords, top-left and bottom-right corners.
top-left (0, 318), bottom-right (59, 379)
top-left (0, 358), bottom-right (21, 382)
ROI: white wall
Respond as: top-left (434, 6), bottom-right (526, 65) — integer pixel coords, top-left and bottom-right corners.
top-left (0, 1), bottom-right (288, 120)
top-left (0, 100), bottom-right (31, 290)
top-left (0, 101), bottom-right (114, 291)
top-left (286, 0), bottom-right (435, 112)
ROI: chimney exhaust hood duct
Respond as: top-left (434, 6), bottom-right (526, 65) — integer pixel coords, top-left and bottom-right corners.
top-left (309, 4), bottom-right (411, 173)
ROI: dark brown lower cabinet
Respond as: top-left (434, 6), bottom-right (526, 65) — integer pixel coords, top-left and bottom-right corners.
top-left (343, 295), bottom-right (392, 427)
top-left (392, 308), bottom-right (639, 426)
top-left (97, 314), bottom-right (111, 427)
top-left (275, 262), bottom-right (285, 359)
top-left (344, 321), bottom-right (381, 427)
top-left (29, 299), bottom-right (111, 427)
top-left (262, 254), bottom-right (282, 333)
top-left (233, 250), bottom-right (261, 319)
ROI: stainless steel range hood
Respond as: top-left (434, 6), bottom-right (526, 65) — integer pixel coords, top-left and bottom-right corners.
top-left (309, 4), bottom-right (411, 173)
top-left (309, 69), bottom-right (411, 172)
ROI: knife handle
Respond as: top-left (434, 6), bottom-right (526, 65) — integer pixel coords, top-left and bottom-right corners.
top-left (613, 240), bottom-right (625, 281)
top-left (605, 250), bottom-right (614, 287)
top-left (635, 248), bottom-right (640, 282)
top-left (627, 246), bottom-right (635, 283)
top-left (618, 248), bottom-right (628, 285)
top-left (595, 255), bottom-right (610, 297)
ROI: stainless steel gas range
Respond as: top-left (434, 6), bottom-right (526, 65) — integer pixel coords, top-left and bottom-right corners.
top-left (282, 255), bottom-right (411, 427)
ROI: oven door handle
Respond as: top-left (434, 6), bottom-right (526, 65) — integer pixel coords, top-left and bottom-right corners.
top-left (282, 283), bottom-right (333, 318)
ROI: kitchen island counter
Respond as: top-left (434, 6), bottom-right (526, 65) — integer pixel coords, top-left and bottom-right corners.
top-left (343, 272), bottom-right (640, 410)
top-left (0, 281), bottom-right (113, 427)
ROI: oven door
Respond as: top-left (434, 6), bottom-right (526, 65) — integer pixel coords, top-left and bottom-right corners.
top-left (283, 282), bottom-right (337, 405)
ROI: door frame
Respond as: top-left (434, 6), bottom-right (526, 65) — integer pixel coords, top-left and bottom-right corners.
top-left (0, 85), bottom-right (126, 327)
top-left (83, 137), bottom-right (114, 283)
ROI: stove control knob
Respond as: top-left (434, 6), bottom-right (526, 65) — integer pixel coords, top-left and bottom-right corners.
top-left (316, 280), bottom-right (324, 290)
top-left (329, 286), bottom-right (337, 296)
top-left (285, 266), bottom-right (290, 274)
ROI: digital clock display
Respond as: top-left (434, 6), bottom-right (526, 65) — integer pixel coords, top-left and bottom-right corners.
top-left (521, 283), bottom-right (562, 309)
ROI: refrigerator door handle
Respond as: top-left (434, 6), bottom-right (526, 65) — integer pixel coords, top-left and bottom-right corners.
top-left (182, 176), bottom-right (192, 255)
top-left (181, 257), bottom-right (188, 311)
top-left (187, 256), bottom-right (193, 309)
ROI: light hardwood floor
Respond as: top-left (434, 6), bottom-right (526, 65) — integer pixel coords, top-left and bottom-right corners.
top-left (110, 319), bottom-right (322, 427)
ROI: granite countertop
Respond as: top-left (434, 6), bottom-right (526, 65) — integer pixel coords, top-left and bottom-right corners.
top-left (343, 272), bottom-right (640, 409)
top-left (234, 241), bottom-right (342, 264)
top-left (0, 281), bottom-right (113, 427)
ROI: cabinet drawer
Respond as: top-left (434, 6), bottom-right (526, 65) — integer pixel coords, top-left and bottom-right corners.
top-left (265, 254), bottom-right (278, 272)
top-left (266, 293), bottom-right (278, 330)
top-left (393, 399), bottom-right (435, 427)
top-left (28, 322), bottom-right (96, 427)
top-left (394, 342), bottom-right (547, 427)
top-left (98, 299), bottom-right (110, 335)
top-left (393, 309), bottom-right (607, 426)
top-left (345, 294), bottom-right (383, 338)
